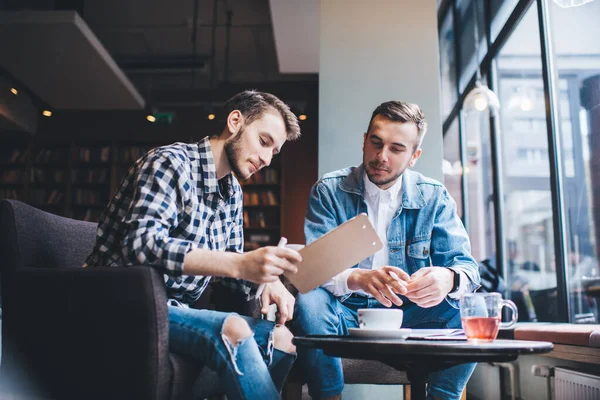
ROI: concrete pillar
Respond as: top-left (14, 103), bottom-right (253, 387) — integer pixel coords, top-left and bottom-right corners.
top-left (318, 0), bottom-right (443, 181)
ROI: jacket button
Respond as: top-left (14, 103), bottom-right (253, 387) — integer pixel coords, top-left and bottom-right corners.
top-left (423, 248), bottom-right (429, 255)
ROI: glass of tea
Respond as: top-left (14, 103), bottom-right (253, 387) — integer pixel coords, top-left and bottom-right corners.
top-left (460, 293), bottom-right (518, 343)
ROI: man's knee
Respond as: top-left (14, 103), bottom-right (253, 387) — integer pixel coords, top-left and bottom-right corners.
top-left (273, 325), bottom-right (296, 353)
top-left (296, 288), bottom-right (335, 319)
top-left (222, 315), bottom-right (253, 344)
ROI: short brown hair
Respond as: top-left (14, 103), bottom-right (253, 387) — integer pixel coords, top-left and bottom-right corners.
top-left (223, 90), bottom-right (301, 141)
top-left (367, 101), bottom-right (427, 150)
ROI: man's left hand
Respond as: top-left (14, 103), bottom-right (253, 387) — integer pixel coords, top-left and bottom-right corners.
top-left (260, 279), bottom-right (295, 324)
top-left (405, 267), bottom-right (454, 308)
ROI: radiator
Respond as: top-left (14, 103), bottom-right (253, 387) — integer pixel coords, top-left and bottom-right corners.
top-left (555, 367), bottom-right (600, 400)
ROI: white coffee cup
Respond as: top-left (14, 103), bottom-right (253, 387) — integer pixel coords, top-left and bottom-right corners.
top-left (357, 309), bottom-right (404, 330)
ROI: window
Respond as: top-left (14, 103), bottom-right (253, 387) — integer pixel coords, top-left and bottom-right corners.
top-left (438, 0), bottom-right (600, 324)
top-left (439, 11), bottom-right (458, 120)
top-left (548, 0), bottom-right (600, 323)
top-left (490, 0), bottom-right (519, 41)
top-left (462, 105), bottom-right (496, 264)
top-left (443, 118), bottom-right (463, 219)
top-left (495, 4), bottom-right (557, 322)
top-left (456, 0), bottom-right (488, 91)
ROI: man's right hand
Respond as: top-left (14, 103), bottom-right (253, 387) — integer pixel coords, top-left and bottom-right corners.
top-left (235, 246), bottom-right (302, 283)
top-left (347, 266), bottom-right (410, 307)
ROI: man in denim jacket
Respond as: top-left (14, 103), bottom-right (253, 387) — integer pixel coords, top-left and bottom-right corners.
top-left (294, 101), bottom-right (480, 400)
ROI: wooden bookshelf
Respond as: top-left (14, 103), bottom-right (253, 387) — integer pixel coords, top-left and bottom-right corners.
top-left (0, 125), bottom-right (314, 247)
top-left (0, 138), bottom-right (165, 222)
top-left (0, 139), bottom-right (30, 202)
top-left (239, 161), bottom-right (282, 251)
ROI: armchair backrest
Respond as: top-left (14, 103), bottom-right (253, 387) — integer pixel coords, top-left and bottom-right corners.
top-left (0, 200), bottom-right (97, 273)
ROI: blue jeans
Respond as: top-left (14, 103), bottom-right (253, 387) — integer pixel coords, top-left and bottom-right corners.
top-left (169, 306), bottom-right (296, 400)
top-left (294, 288), bottom-right (476, 400)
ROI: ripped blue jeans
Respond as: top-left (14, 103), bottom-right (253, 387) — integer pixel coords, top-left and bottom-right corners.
top-left (294, 288), bottom-right (476, 400)
top-left (168, 305), bottom-right (296, 400)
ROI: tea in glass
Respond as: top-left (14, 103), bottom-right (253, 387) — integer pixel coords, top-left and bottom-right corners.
top-left (460, 293), bottom-right (517, 343)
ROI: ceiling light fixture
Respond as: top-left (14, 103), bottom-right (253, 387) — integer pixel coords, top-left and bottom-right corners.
top-left (42, 110), bottom-right (52, 117)
top-left (207, 113), bottom-right (216, 120)
top-left (299, 114), bottom-right (307, 121)
top-left (146, 115), bottom-right (156, 123)
top-left (10, 88), bottom-right (18, 95)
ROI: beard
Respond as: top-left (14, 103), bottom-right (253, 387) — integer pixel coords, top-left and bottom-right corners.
top-left (224, 128), bottom-right (251, 180)
top-left (365, 160), bottom-right (404, 188)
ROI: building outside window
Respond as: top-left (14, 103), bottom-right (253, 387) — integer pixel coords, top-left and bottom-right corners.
top-left (438, 0), bottom-right (600, 323)
top-left (547, 0), bottom-right (600, 323)
top-left (443, 119), bottom-right (463, 220)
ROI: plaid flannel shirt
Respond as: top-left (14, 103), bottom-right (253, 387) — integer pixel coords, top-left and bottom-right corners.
top-left (84, 136), bottom-right (256, 305)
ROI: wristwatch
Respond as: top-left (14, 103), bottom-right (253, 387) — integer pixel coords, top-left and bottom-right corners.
top-left (448, 268), bottom-right (460, 294)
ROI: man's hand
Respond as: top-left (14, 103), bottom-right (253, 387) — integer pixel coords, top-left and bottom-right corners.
top-left (405, 267), bottom-right (454, 308)
top-left (261, 279), bottom-right (296, 324)
top-left (347, 266), bottom-right (411, 307)
top-left (236, 246), bottom-right (302, 284)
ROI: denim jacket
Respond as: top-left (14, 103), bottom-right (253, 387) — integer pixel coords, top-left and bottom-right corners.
top-left (304, 165), bottom-right (481, 308)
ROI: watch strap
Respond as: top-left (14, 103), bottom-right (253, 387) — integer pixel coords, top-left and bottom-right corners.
top-left (448, 268), bottom-right (460, 294)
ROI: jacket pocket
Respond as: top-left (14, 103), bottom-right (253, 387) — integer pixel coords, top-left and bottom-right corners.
top-left (407, 239), bottom-right (432, 272)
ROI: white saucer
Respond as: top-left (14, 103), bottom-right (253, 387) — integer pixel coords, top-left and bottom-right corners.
top-left (348, 328), bottom-right (412, 339)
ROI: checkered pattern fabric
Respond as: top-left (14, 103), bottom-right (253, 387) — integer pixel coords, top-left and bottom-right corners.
top-left (84, 137), bottom-right (255, 305)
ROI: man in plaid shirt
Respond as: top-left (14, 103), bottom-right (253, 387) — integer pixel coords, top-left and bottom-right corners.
top-left (85, 91), bottom-right (302, 399)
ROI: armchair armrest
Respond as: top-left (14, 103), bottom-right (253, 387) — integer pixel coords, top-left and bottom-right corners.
top-left (1, 266), bottom-right (170, 400)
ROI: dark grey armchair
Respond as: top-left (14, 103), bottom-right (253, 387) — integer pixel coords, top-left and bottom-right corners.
top-left (0, 199), bottom-right (236, 400)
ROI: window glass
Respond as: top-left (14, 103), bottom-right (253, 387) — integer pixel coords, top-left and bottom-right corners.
top-left (439, 10), bottom-right (458, 120)
top-left (496, 4), bottom-right (557, 322)
top-left (443, 118), bottom-right (463, 219)
top-left (549, 0), bottom-right (600, 323)
top-left (490, 0), bottom-right (519, 41)
top-left (457, 0), bottom-right (488, 92)
top-left (463, 106), bottom-right (496, 264)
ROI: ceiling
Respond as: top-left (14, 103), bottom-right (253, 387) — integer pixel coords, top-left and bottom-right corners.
top-left (82, 0), bottom-right (316, 99)
top-left (0, 0), bottom-right (318, 106)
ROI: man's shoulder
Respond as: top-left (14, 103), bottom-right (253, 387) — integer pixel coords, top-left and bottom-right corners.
top-left (317, 166), bottom-right (355, 185)
top-left (150, 142), bottom-right (196, 162)
top-left (404, 170), bottom-right (448, 205)
top-left (407, 169), bottom-right (444, 189)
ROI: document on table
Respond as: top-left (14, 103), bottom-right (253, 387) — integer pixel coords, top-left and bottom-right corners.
top-left (408, 329), bottom-right (467, 341)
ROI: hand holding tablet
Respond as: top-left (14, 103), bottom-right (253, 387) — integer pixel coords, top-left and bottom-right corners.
top-left (285, 213), bottom-right (383, 293)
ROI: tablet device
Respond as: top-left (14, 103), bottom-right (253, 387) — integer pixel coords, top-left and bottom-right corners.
top-left (285, 213), bottom-right (383, 293)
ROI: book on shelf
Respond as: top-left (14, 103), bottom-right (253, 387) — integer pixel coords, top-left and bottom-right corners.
top-left (71, 168), bottom-right (109, 184)
top-left (31, 189), bottom-right (64, 205)
top-left (0, 188), bottom-right (20, 200)
top-left (243, 210), bottom-right (277, 229)
top-left (1, 169), bottom-right (24, 183)
top-left (118, 145), bottom-right (155, 163)
top-left (240, 167), bottom-right (279, 185)
top-left (31, 168), bottom-right (65, 184)
top-left (243, 190), bottom-right (278, 206)
top-left (73, 146), bottom-right (111, 163)
top-left (34, 148), bottom-right (64, 163)
top-left (3, 148), bottom-right (30, 163)
top-left (72, 189), bottom-right (107, 205)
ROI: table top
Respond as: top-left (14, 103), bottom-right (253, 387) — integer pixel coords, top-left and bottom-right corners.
top-left (293, 336), bottom-right (554, 361)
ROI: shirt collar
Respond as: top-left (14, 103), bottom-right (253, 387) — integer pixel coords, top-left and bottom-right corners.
top-left (363, 171), bottom-right (403, 203)
top-left (198, 136), bottom-right (235, 198)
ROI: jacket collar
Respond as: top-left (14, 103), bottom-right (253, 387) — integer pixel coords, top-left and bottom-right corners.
top-left (340, 165), bottom-right (426, 209)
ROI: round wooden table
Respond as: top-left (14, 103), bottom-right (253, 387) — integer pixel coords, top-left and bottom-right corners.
top-left (293, 336), bottom-right (554, 400)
